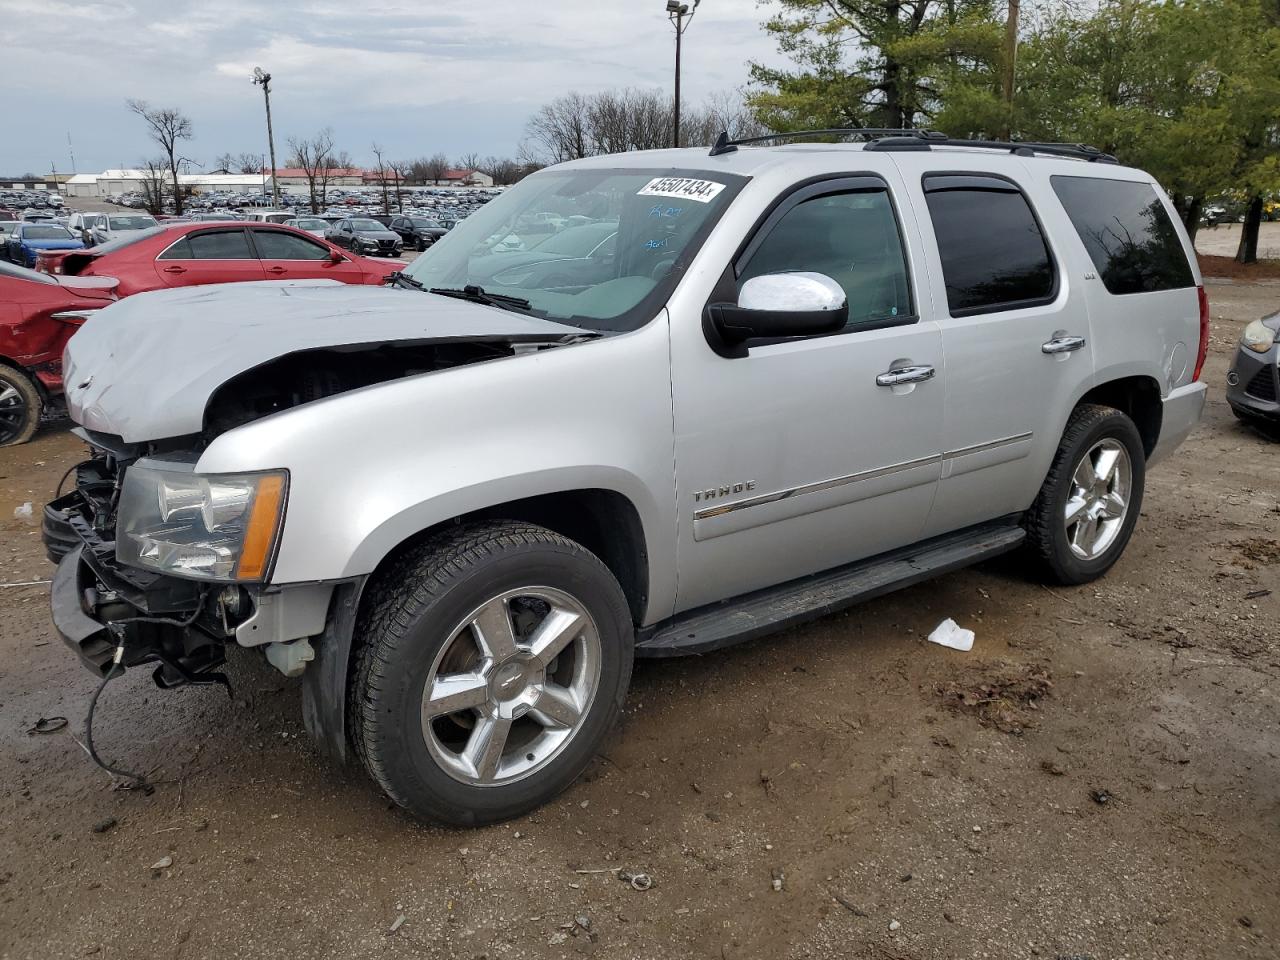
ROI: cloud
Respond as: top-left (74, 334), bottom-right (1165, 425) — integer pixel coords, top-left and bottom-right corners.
top-left (1, 0), bottom-right (785, 173)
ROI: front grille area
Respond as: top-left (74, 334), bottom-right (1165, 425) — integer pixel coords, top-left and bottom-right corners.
top-left (1245, 366), bottom-right (1278, 403)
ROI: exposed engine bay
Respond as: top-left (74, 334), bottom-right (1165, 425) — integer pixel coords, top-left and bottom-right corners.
top-left (202, 339), bottom-right (523, 439)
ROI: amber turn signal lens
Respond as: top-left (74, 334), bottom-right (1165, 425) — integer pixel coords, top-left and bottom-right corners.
top-left (235, 473), bottom-right (287, 581)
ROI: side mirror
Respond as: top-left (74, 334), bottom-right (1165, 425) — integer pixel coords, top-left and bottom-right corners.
top-left (329, 249), bottom-right (345, 263)
top-left (707, 272), bottom-right (848, 347)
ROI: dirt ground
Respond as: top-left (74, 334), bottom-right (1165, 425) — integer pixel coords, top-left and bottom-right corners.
top-left (1195, 221), bottom-right (1280, 261)
top-left (1, 282), bottom-right (1278, 960)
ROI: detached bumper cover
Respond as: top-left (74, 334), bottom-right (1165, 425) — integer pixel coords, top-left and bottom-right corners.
top-left (50, 546), bottom-right (117, 676)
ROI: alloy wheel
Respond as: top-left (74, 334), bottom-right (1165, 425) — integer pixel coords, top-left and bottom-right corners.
top-left (420, 586), bottom-right (602, 787)
top-left (1063, 438), bottom-right (1132, 560)
top-left (0, 376), bottom-right (30, 445)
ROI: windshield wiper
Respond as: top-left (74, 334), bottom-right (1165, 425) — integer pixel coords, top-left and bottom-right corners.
top-left (387, 270), bottom-right (424, 291)
top-left (428, 285), bottom-right (532, 313)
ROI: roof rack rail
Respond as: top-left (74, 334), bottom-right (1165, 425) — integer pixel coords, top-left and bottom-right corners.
top-left (708, 128), bottom-right (943, 157)
top-left (708, 129), bottom-right (1118, 164)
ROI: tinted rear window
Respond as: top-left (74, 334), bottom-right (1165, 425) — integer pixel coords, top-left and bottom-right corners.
top-left (1051, 176), bottom-right (1194, 294)
top-left (923, 176), bottom-right (1055, 315)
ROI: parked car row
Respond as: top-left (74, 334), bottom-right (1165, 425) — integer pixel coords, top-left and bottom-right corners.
top-left (0, 221), bottom-right (400, 444)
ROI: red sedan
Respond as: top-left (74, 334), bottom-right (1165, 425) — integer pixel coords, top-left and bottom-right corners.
top-left (37, 221), bottom-right (396, 295)
top-left (0, 261), bottom-right (118, 445)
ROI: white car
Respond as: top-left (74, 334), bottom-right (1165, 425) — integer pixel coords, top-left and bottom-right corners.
top-left (284, 217), bottom-right (330, 239)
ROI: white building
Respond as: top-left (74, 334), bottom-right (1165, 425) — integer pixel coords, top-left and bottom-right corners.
top-left (63, 169), bottom-right (288, 198)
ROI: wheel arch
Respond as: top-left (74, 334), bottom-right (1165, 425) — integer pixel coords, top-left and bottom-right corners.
top-left (1075, 374), bottom-right (1163, 458)
top-left (357, 485), bottom-right (652, 629)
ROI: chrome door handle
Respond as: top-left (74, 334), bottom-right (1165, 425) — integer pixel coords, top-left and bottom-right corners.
top-left (876, 364), bottom-right (935, 387)
top-left (1042, 335), bottom-right (1086, 354)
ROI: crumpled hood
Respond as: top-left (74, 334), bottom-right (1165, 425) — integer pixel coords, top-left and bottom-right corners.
top-left (64, 279), bottom-right (584, 442)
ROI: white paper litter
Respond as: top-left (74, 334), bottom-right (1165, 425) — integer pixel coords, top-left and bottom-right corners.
top-left (927, 618), bottom-right (974, 652)
top-left (13, 502), bottom-right (33, 521)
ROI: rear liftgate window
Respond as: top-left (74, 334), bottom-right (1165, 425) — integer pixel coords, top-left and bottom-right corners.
top-left (1051, 176), bottom-right (1195, 295)
top-left (923, 174), bottom-right (1055, 316)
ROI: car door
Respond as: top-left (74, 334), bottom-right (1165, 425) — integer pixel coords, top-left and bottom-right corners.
top-left (249, 227), bottom-right (362, 282)
top-left (154, 228), bottom-right (266, 287)
top-left (888, 155), bottom-right (1096, 539)
top-left (670, 173), bottom-right (945, 612)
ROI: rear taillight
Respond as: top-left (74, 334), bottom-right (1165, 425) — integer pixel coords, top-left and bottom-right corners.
top-left (1193, 285), bottom-right (1210, 381)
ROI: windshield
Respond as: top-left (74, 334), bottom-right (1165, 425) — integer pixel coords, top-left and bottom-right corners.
top-left (107, 215), bottom-right (158, 230)
top-left (350, 218), bottom-right (384, 231)
top-left (21, 226), bottom-right (73, 240)
top-left (411, 218), bottom-right (442, 228)
top-left (404, 168), bottom-right (746, 331)
top-left (293, 219), bottom-right (326, 229)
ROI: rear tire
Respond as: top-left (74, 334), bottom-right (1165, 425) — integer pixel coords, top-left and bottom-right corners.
top-left (0, 365), bottom-right (41, 447)
top-left (349, 520), bottom-right (634, 825)
top-left (1025, 404), bottom-right (1146, 585)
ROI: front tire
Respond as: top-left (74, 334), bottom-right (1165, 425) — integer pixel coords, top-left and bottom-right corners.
top-left (1025, 404), bottom-right (1146, 585)
top-left (0, 365), bottom-right (41, 447)
top-left (349, 521), bottom-right (634, 825)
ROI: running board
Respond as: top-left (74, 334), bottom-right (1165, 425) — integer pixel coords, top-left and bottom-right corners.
top-left (635, 521), bottom-right (1025, 658)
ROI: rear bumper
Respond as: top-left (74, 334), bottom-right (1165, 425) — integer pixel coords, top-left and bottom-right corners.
top-left (1148, 381), bottom-right (1207, 467)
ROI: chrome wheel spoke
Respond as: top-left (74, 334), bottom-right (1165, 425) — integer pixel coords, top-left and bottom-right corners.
top-left (1093, 447), bottom-right (1120, 485)
top-left (1099, 492), bottom-right (1126, 520)
top-left (0, 385), bottom-right (18, 406)
top-left (470, 597), bottom-right (519, 661)
top-left (527, 606), bottom-right (583, 666)
top-left (529, 683), bottom-right (581, 730)
top-left (463, 715), bottom-right (512, 782)
top-left (1064, 495), bottom-right (1089, 527)
top-left (1072, 515), bottom-right (1098, 553)
top-left (422, 671), bottom-right (488, 718)
top-left (1072, 458), bottom-right (1095, 491)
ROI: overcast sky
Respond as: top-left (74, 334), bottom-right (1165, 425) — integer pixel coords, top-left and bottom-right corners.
top-left (0, 0), bottom-right (786, 175)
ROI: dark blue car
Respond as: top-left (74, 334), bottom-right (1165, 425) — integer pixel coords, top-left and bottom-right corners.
top-left (5, 223), bottom-right (84, 268)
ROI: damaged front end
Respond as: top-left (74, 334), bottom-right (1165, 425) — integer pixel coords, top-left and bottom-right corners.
top-left (44, 441), bottom-right (348, 693)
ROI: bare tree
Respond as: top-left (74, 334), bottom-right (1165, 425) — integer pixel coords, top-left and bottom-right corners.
top-left (370, 142), bottom-right (393, 215)
top-left (127, 99), bottom-right (193, 215)
top-left (522, 88), bottom-right (765, 162)
top-left (287, 128), bottom-right (336, 213)
top-left (137, 158), bottom-right (169, 215)
top-left (319, 149), bottom-right (352, 209)
top-left (455, 152), bottom-right (481, 173)
top-left (234, 152), bottom-right (263, 175)
top-left (213, 152), bottom-right (235, 174)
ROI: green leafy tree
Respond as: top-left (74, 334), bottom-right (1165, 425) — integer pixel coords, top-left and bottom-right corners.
top-left (747, 0), bottom-right (1004, 132)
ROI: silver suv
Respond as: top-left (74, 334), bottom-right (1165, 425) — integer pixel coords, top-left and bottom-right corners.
top-left (45, 132), bottom-right (1207, 825)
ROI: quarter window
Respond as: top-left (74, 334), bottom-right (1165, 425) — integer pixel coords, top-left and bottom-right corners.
top-left (923, 176), bottom-right (1055, 315)
top-left (1051, 176), bottom-right (1194, 294)
top-left (737, 189), bottom-right (913, 330)
top-left (253, 229), bottom-right (330, 260)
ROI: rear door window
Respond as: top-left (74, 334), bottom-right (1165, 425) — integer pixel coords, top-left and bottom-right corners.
top-left (252, 229), bottom-right (330, 260)
top-left (923, 175), bottom-right (1056, 315)
top-left (185, 229), bottom-right (253, 259)
top-left (1050, 176), bottom-right (1194, 294)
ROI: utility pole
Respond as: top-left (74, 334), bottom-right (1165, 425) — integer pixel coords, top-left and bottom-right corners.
top-left (1002, 0), bottom-right (1020, 140)
top-left (67, 132), bottom-right (77, 174)
top-left (666, 0), bottom-right (700, 148)
top-left (252, 67), bottom-right (281, 207)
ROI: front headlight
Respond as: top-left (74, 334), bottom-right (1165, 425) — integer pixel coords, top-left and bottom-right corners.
top-left (116, 465), bottom-right (288, 582)
top-left (1241, 319), bottom-right (1276, 354)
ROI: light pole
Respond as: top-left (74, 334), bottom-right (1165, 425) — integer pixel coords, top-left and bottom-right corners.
top-left (251, 67), bottom-right (280, 207)
top-left (666, 0), bottom-right (700, 148)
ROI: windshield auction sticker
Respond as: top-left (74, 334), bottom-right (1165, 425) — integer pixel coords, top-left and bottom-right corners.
top-left (637, 177), bottom-right (726, 203)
